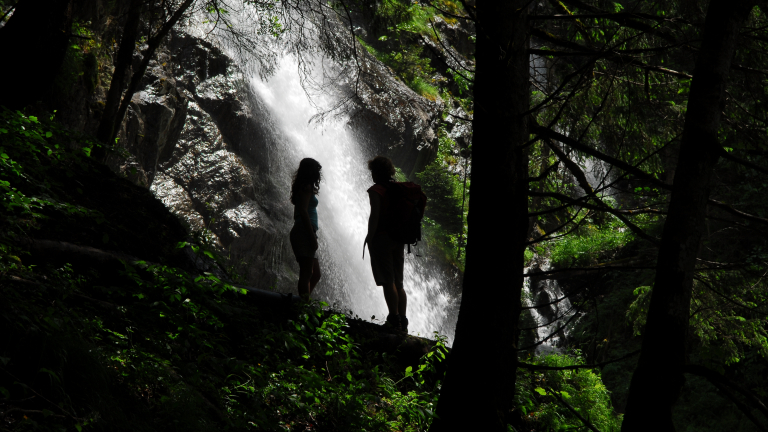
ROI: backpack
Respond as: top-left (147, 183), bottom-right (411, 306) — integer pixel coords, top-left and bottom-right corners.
top-left (382, 181), bottom-right (427, 253)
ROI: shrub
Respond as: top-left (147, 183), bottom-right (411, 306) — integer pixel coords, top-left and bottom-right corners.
top-left (416, 161), bottom-right (462, 235)
top-left (517, 351), bottom-right (623, 431)
top-left (549, 219), bottom-right (634, 267)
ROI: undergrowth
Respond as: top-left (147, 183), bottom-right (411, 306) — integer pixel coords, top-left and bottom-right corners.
top-left (0, 109), bottom-right (447, 431)
top-left (549, 218), bottom-right (634, 267)
top-left (0, 108), bottom-right (628, 431)
top-left (517, 351), bottom-right (623, 431)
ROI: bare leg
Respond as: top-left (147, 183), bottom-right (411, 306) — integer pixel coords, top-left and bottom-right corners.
top-left (382, 282), bottom-right (399, 316)
top-left (309, 258), bottom-right (321, 293)
top-left (297, 257), bottom-right (314, 299)
top-left (395, 281), bottom-right (407, 317)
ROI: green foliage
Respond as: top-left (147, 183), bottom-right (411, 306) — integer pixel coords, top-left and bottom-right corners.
top-left (416, 162), bottom-right (462, 235)
top-left (55, 22), bottom-right (102, 97)
top-left (524, 248), bottom-right (535, 267)
top-left (359, 39), bottom-right (440, 100)
top-left (0, 109), bottom-right (101, 232)
top-left (415, 130), bottom-right (468, 269)
top-left (626, 285), bottom-right (651, 336)
top-left (549, 217), bottom-right (634, 267)
top-left (0, 110), bottom-right (448, 432)
top-left (516, 351), bottom-right (623, 431)
top-left (449, 69), bottom-right (473, 96)
top-left (371, 0), bottom-right (433, 36)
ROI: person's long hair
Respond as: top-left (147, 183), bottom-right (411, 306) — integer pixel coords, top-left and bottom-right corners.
top-left (290, 158), bottom-right (322, 205)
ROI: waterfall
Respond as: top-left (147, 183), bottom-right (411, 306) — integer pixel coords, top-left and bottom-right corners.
top-left (245, 57), bottom-right (458, 343)
top-left (524, 259), bottom-right (575, 355)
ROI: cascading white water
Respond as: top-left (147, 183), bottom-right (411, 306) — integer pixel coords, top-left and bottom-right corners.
top-left (524, 259), bottom-right (575, 355)
top-left (248, 57), bottom-right (457, 343)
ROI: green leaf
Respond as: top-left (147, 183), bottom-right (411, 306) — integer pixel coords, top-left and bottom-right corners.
top-left (45, 131), bottom-right (52, 138)
top-left (346, 371), bottom-right (352, 381)
top-left (534, 387), bottom-right (546, 396)
top-left (39, 368), bottom-right (61, 383)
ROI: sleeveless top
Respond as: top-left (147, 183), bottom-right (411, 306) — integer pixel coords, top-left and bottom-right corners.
top-left (294, 194), bottom-right (319, 231)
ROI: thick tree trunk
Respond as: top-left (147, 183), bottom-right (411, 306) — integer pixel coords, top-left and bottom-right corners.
top-left (96, 0), bottom-right (143, 144)
top-left (0, 0), bottom-right (73, 110)
top-left (429, 1), bottom-right (529, 431)
top-left (621, 1), bottom-right (755, 431)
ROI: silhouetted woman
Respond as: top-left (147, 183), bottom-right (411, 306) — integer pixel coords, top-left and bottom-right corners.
top-left (290, 158), bottom-right (322, 299)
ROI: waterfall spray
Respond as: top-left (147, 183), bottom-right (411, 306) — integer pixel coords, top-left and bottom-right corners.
top-left (245, 56), bottom-right (459, 342)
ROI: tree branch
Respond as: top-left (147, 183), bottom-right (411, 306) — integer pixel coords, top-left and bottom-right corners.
top-left (529, 27), bottom-right (692, 78)
top-left (719, 150), bottom-right (768, 175)
top-left (708, 199), bottom-right (768, 226)
top-left (530, 191), bottom-right (660, 244)
top-left (557, 0), bottom-right (682, 43)
top-left (530, 123), bottom-right (672, 190)
top-left (528, 161), bottom-right (560, 182)
top-left (685, 364), bottom-right (768, 421)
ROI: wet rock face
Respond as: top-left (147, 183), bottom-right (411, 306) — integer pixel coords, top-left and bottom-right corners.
top-left (324, 28), bottom-right (444, 178)
top-left (431, 16), bottom-right (475, 59)
top-left (108, 49), bottom-right (188, 188)
top-left (88, 30), bottom-right (295, 291)
top-left (146, 32), bottom-right (298, 292)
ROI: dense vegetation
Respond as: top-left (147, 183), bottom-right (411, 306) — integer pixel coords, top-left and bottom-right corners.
top-left (0, 109), bottom-right (450, 431)
top-left (0, 107), bottom-right (620, 431)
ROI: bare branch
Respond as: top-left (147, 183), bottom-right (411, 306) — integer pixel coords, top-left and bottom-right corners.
top-left (708, 199), bottom-right (768, 226)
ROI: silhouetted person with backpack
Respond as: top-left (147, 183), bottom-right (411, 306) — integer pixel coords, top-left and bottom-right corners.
top-left (290, 158), bottom-right (322, 299)
top-left (365, 156), bottom-right (426, 333)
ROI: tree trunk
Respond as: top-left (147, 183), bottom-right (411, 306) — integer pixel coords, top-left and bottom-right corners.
top-left (97, 0), bottom-right (194, 149)
top-left (621, 1), bottom-right (755, 430)
top-left (429, 1), bottom-right (529, 431)
top-left (96, 0), bottom-right (143, 144)
top-left (0, 0), bottom-right (73, 110)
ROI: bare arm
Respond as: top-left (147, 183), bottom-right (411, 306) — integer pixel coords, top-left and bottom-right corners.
top-left (296, 186), bottom-right (318, 251)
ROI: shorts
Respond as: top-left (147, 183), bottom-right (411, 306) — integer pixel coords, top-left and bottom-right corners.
top-left (367, 232), bottom-right (404, 286)
top-left (290, 223), bottom-right (317, 261)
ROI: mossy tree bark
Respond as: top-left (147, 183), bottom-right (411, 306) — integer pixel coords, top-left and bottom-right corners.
top-left (429, 1), bottom-right (529, 431)
top-left (621, 1), bottom-right (757, 430)
top-left (0, 0), bottom-right (73, 110)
